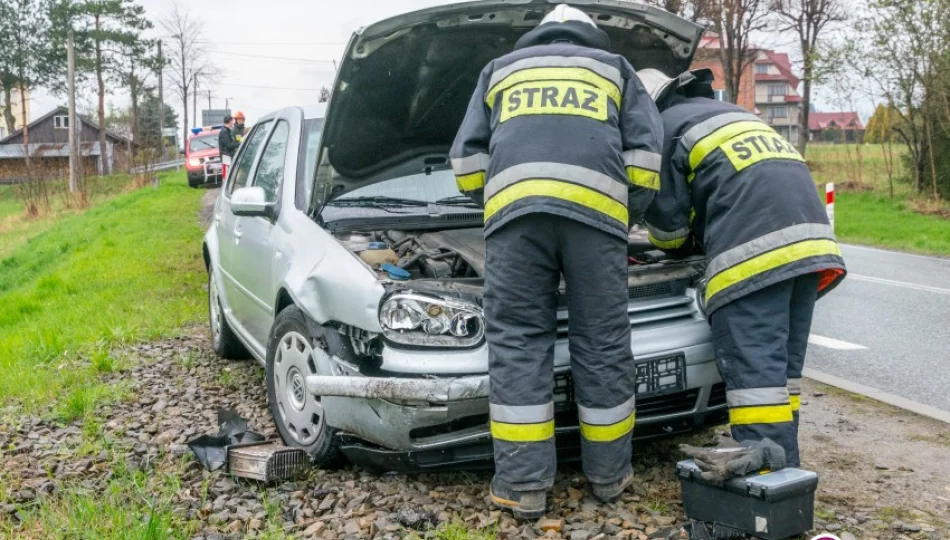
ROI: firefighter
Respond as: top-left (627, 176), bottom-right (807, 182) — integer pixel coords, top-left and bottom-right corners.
top-left (637, 68), bottom-right (847, 475)
top-left (233, 111), bottom-right (247, 142)
top-left (218, 115), bottom-right (240, 159)
top-left (450, 4), bottom-right (664, 518)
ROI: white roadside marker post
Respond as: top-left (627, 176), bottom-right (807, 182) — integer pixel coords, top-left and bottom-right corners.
top-left (826, 183), bottom-right (835, 232)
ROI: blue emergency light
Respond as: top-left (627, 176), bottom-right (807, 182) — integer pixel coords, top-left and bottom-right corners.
top-left (190, 127), bottom-right (202, 135)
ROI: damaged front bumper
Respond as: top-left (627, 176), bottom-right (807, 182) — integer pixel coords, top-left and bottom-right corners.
top-left (304, 318), bottom-right (727, 472)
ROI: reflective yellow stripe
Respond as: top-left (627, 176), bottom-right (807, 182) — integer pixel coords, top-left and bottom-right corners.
top-left (688, 121), bottom-right (767, 171)
top-left (484, 179), bottom-right (628, 225)
top-left (486, 67), bottom-right (622, 110)
top-left (790, 395), bottom-right (801, 412)
top-left (729, 404), bottom-right (794, 425)
top-left (580, 412), bottom-right (635, 443)
top-left (648, 232), bottom-right (687, 250)
top-left (706, 239), bottom-right (842, 302)
top-left (456, 172), bottom-right (485, 191)
top-left (490, 420), bottom-right (555, 442)
top-left (626, 167), bottom-right (660, 190)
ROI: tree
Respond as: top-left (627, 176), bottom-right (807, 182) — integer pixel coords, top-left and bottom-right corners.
top-left (773, 0), bottom-right (848, 157)
top-left (864, 104), bottom-right (900, 144)
top-left (709, 0), bottom-right (770, 106)
top-left (66, 0), bottom-right (153, 175)
top-left (0, 0), bottom-right (51, 144)
top-left (118, 36), bottom-right (159, 143)
top-left (138, 90), bottom-right (177, 148)
top-left (318, 86), bottom-right (331, 103)
top-left (161, 2), bottom-right (214, 149)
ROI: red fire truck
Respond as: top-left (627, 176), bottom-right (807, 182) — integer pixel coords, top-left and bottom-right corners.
top-left (185, 126), bottom-right (225, 188)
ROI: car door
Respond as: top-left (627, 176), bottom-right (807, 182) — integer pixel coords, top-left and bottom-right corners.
top-left (215, 120), bottom-right (273, 342)
top-left (229, 117), bottom-right (294, 352)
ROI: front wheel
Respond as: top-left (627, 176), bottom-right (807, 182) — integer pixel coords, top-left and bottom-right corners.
top-left (266, 306), bottom-right (341, 467)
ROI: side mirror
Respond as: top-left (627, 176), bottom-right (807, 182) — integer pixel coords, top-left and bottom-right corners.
top-left (231, 186), bottom-right (274, 218)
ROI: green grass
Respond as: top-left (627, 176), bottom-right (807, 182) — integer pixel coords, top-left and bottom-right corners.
top-left (0, 172), bottom-right (206, 410)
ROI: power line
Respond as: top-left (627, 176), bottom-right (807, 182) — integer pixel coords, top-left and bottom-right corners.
top-left (206, 50), bottom-right (336, 63)
top-left (216, 82), bottom-right (325, 91)
top-left (196, 40), bottom-right (345, 46)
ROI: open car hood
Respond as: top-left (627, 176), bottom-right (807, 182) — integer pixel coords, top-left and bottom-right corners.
top-left (313, 0), bottom-right (702, 206)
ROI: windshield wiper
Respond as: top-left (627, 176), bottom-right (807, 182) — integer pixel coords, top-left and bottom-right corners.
top-left (434, 195), bottom-right (481, 207)
top-left (327, 196), bottom-right (429, 207)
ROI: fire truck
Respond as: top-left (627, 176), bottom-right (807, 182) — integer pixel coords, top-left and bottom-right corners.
top-left (185, 126), bottom-right (225, 188)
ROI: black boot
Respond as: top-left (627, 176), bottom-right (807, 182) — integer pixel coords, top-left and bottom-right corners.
top-left (489, 480), bottom-right (547, 519)
top-left (590, 471), bottom-right (634, 503)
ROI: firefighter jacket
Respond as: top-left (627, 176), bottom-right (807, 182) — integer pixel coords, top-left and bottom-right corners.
top-left (644, 96), bottom-right (846, 315)
top-left (450, 41), bottom-right (664, 240)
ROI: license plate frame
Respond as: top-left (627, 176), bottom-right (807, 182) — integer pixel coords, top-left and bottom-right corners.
top-left (207, 163), bottom-right (222, 173)
top-left (634, 353), bottom-right (686, 398)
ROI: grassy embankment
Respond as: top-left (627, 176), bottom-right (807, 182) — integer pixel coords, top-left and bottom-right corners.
top-left (806, 143), bottom-right (950, 256)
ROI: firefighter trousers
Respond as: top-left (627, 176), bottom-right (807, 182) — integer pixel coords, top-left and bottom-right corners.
top-left (710, 273), bottom-right (820, 467)
top-left (484, 213), bottom-right (636, 492)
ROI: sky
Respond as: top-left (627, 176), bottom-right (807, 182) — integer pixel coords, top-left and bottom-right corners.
top-left (30, 0), bottom-right (869, 131)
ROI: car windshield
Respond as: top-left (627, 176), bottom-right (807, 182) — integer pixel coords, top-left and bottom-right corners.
top-left (190, 135), bottom-right (218, 152)
top-left (334, 169), bottom-right (466, 204)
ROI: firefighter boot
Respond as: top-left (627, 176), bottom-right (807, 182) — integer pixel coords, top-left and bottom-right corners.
top-left (489, 480), bottom-right (547, 519)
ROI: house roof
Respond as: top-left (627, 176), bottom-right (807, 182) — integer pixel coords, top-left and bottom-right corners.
top-left (809, 112), bottom-right (864, 131)
top-left (756, 50), bottom-right (800, 87)
top-left (0, 106), bottom-right (133, 145)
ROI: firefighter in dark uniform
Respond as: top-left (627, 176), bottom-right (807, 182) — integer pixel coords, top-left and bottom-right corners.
top-left (450, 4), bottom-right (664, 518)
top-left (637, 68), bottom-right (846, 475)
top-left (218, 115), bottom-right (240, 158)
top-left (233, 111), bottom-right (247, 142)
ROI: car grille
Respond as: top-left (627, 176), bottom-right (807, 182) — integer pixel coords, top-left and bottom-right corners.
top-left (556, 295), bottom-right (697, 339)
top-left (553, 373), bottom-right (701, 419)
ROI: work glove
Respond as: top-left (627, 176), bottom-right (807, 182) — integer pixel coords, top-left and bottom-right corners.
top-left (679, 436), bottom-right (786, 485)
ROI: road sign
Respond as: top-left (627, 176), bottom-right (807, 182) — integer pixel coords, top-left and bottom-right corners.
top-left (202, 109), bottom-right (231, 127)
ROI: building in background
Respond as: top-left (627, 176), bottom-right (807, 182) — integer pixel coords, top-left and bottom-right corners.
top-left (754, 50), bottom-right (803, 145)
top-left (809, 112), bottom-right (865, 143)
top-left (0, 105), bottom-right (133, 183)
top-left (689, 35), bottom-right (757, 110)
top-left (0, 86), bottom-right (31, 141)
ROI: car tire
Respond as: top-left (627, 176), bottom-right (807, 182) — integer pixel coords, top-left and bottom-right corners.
top-left (208, 269), bottom-right (249, 359)
top-left (266, 306), bottom-right (342, 467)
top-left (188, 177), bottom-right (201, 188)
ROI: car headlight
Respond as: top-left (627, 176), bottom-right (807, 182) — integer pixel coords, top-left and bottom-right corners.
top-left (379, 292), bottom-right (485, 348)
top-left (188, 157), bottom-right (202, 167)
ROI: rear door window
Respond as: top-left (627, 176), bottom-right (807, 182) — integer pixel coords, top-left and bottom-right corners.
top-left (226, 121), bottom-right (272, 197)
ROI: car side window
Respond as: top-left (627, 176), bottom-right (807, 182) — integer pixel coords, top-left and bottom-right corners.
top-left (251, 120), bottom-right (290, 203)
top-left (226, 121), bottom-right (272, 197)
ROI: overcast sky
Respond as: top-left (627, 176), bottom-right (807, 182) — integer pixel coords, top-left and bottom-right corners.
top-left (31, 0), bottom-right (867, 129)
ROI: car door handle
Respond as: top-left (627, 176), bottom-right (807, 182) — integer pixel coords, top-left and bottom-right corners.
top-left (275, 250), bottom-right (282, 260)
top-left (234, 230), bottom-right (243, 240)
top-left (214, 213), bottom-right (221, 224)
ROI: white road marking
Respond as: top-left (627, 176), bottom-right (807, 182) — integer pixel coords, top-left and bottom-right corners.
top-left (849, 273), bottom-right (950, 296)
top-left (808, 334), bottom-right (868, 350)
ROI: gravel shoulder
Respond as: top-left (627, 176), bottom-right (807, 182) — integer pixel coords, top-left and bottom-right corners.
top-left (2, 329), bottom-right (949, 539)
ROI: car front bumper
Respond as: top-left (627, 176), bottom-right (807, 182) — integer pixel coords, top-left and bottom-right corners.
top-left (306, 317), bottom-right (726, 471)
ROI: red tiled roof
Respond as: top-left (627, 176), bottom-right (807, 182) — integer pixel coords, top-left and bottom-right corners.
top-left (756, 50), bottom-right (800, 87)
top-left (808, 112), bottom-right (864, 131)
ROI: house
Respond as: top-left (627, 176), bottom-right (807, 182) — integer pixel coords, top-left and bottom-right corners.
top-left (0, 85), bottom-right (30, 140)
top-left (689, 34), bottom-right (757, 110)
top-left (809, 112), bottom-right (865, 143)
top-left (753, 50), bottom-right (804, 145)
top-left (0, 106), bottom-right (133, 183)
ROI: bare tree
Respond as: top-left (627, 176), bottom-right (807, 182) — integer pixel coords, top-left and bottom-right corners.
top-left (640, 0), bottom-right (711, 23)
top-left (773, 0), bottom-right (848, 157)
top-left (161, 2), bottom-right (214, 147)
top-left (708, 0), bottom-right (770, 105)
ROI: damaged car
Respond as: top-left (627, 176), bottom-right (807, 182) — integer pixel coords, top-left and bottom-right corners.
top-left (202, 0), bottom-right (726, 471)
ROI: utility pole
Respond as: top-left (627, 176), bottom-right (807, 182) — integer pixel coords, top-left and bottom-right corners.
top-left (192, 72), bottom-right (198, 130)
top-left (157, 40), bottom-right (165, 162)
top-left (67, 30), bottom-right (80, 195)
top-left (207, 89), bottom-right (211, 114)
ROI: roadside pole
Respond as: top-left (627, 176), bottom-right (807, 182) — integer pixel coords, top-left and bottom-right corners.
top-left (826, 183), bottom-right (835, 232)
top-left (157, 40), bottom-right (165, 188)
top-left (67, 30), bottom-right (79, 195)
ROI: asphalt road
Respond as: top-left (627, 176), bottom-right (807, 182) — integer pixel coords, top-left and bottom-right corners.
top-left (808, 244), bottom-right (950, 412)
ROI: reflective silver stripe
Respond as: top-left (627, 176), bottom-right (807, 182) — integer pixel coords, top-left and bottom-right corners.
top-left (578, 395), bottom-right (636, 426)
top-left (707, 223), bottom-right (837, 279)
top-left (489, 402), bottom-right (554, 424)
top-left (488, 55), bottom-right (623, 94)
top-left (622, 149), bottom-right (662, 173)
top-left (451, 153), bottom-right (490, 176)
top-left (681, 112), bottom-right (763, 152)
top-left (485, 162), bottom-right (627, 203)
top-left (646, 222), bottom-right (690, 241)
top-left (787, 378), bottom-right (802, 395)
top-left (727, 387), bottom-right (790, 408)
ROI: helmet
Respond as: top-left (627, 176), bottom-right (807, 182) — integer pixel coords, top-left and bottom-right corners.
top-left (234, 111), bottom-right (246, 121)
top-left (539, 4), bottom-right (597, 28)
top-left (637, 69), bottom-right (678, 102)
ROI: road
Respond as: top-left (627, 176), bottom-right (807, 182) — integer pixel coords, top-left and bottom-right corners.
top-left (808, 243), bottom-right (950, 412)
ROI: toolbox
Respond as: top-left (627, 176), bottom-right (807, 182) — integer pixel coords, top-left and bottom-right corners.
top-left (677, 460), bottom-right (819, 540)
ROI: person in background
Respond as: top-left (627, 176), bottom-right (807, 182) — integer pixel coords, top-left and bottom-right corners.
top-left (637, 67), bottom-right (846, 481)
top-left (218, 115), bottom-right (240, 159)
top-left (233, 111), bottom-right (247, 142)
top-left (451, 4), bottom-right (664, 519)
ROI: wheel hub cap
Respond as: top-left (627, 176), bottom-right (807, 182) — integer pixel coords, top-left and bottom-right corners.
top-left (273, 331), bottom-right (324, 446)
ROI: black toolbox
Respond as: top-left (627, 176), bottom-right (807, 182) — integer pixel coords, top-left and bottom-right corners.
top-left (677, 460), bottom-right (819, 540)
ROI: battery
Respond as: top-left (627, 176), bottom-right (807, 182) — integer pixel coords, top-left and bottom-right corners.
top-left (677, 460), bottom-right (819, 540)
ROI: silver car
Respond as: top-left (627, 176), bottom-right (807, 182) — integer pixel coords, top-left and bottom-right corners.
top-left (203, 0), bottom-right (725, 471)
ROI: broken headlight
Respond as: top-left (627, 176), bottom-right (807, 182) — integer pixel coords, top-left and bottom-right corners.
top-left (379, 292), bottom-right (485, 348)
